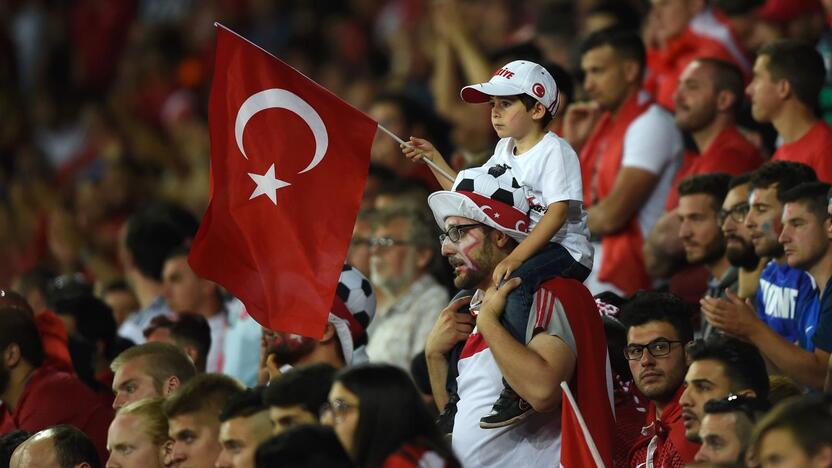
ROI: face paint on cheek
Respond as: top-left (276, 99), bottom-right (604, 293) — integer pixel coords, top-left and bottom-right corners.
top-left (457, 233), bottom-right (484, 272)
top-left (760, 220), bottom-right (776, 238)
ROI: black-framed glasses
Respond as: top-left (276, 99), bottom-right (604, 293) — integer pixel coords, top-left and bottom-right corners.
top-left (718, 203), bottom-right (749, 224)
top-left (623, 339), bottom-right (684, 360)
top-left (319, 399), bottom-right (359, 423)
top-left (439, 223), bottom-right (487, 244)
top-left (369, 236), bottom-right (412, 248)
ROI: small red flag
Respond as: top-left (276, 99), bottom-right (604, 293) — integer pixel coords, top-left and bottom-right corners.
top-left (560, 381), bottom-right (607, 468)
top-left (189, 24), bottom-right (377, 338)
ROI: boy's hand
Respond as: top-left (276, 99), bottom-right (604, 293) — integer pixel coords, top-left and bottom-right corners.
top-left (492, 257), bottom-right (523, 284)
top-left (478, 277), bottom-right (522, 325)
top-left (401, 136), bottom-right (439, 163)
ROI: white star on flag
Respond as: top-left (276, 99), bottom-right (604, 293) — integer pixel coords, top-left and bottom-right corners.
top-left (248, 163), bottom-right (290, 205)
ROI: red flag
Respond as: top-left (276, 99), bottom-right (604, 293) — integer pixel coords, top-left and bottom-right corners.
top-left (560, 381), bottom-right (606, 468)
top-left (189, 24), bottom-right (377, 338)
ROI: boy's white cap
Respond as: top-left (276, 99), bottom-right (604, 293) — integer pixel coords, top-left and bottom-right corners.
top-left (460, 60), bottom-right (560, 116)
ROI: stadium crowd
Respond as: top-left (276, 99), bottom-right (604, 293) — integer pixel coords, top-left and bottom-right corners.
top-left (2, 0), bottom-right (832, 467)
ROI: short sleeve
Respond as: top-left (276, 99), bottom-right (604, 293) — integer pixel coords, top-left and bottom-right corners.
top-left (525, 288), bottom-right (577, 354)
top-left (621, 105), bottom-right (683, 174)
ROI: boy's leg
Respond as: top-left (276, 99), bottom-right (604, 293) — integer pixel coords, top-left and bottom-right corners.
top-left (480, 244), bottom-right (585, 428)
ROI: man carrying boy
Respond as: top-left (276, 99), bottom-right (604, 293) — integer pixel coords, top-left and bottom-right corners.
top-left (403, 60), bottom-right (593, 427)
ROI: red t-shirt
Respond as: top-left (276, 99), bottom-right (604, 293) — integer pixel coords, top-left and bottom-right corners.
top-left (772, 121), bottom-right (832, 183)
top-left (665, 126), bottom-right (762, 210)
top-left (0, 366), bottom-right (114, 463)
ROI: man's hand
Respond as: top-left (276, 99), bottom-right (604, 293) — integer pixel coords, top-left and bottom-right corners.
top-left (477, 278), bottom-right (522, 327)
top-left (563, 102), bottom-right (601, 151)
top-left (700, 289), bottom-right (761, 339)
top-left (425, 295), bottom-right (476, 357)
top-left (492, 257), bottom-right (523, 285)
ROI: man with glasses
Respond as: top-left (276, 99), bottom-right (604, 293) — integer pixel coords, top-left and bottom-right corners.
top-left (694, 395), bottom-right (769, 464)
top-left (365, 208), bottom-right (448, 370)
top-left (424, 166), bottom-right (615, 467)
top-left (680, 335), bottom-right (769, 444)
top-left (718, 174), bottom-right (765, 301)
top-left (620, 291), bottom-right (699, 467)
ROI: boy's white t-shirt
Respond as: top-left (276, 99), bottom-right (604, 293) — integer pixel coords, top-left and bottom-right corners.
top-left (483, 132), bottom-right (593, 269)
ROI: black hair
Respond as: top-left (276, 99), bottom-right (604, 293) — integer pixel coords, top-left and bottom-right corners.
top-left (219, 387), bottom-right (267, 422)
top-left (52, 425), bottom-right (101, 468)
top-left (263, 363), bottom-right (337, 415)
top-left (49, 281), bottom-right (118, 359)
top-left (169, 314), bottom-right (212, 370)
top-left (0, 306), bottom-right (43, 367)
top-left (255, 425), bottom-right (352, 468)
top-left (678, 172), bottom-right (732, 211)
top-left (686, 335), bottom-right (770, 401)
top-left (728, 172), bottom-right (753, 190)
top-left (759, 39), bottom-right (826, 111)
top-left (694, 58), bottom-right (746, 115)
top-left (749, 161), bottom-right (817, 197)
top-left (704, 395), bottom-right (770, 420)
top-left (334, 364), bottom-right (459, 468)
top-left (587, 2), bottom-right (642, 31)
top-left (619, 291), bottom-right (694, 343)
top-left (778, 181), bottom-right (832, 223)
top-left (713, 0), bottom-right (764, 15)
top-left (517, 94), bottom-right (555, 128)
top-left (579, 26), bottom-right (646, 75)
top-left (125, 202), bottom-right (199, 281)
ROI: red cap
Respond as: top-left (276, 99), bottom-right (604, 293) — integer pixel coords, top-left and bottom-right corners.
top-left (758, 0), bottom-right (822, 23)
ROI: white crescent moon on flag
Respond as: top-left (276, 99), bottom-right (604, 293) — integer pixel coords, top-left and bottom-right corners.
top-left (234, 88), bottom-right (329, 174)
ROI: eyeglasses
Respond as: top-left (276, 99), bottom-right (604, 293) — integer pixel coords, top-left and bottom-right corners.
top-left (351, 237), bottom-right (372, 247)
top-left (369, 237), bottom-right (412, 248)
top-left (439, 223), bottom-right (487, 244)
top-left (623, 339), bottom-right (684, 360)
top-left (718, 203), bottom-right (749, 224)
top-left (319, 399), bottom-right (359, 423)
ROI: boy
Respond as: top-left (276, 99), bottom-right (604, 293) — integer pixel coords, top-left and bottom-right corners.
top-left (403, 60), bottom-right (592, 428)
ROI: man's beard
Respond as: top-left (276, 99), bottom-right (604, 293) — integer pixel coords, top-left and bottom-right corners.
top-left (726, 236), bottom-right (760, 270)
top-left (266, 332), bottom-right (316, 366)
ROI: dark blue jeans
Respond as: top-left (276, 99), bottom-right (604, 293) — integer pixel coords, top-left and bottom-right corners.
top-left (445, 243), bottom-right (590, 394)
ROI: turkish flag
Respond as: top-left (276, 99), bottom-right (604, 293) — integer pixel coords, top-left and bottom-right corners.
top-left (189, 24), bottom-right (377, 338)
top-left (559, 381), bottom-right (607, 468)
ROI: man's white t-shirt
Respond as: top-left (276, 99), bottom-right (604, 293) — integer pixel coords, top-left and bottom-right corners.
top-left (483, 132), bottom-right (593, 269)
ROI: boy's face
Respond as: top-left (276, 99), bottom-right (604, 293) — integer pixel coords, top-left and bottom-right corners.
top-left (488, 96), bottom-right (538, 140)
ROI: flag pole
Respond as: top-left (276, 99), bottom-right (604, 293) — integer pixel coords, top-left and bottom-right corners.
top-left (560, 381), bottom-right (605, 467)
top-left (377, 125), bottom-right (455, 183)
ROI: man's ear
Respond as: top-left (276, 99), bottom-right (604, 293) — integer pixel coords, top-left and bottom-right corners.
top-left (716, 89), bottom-right (737, 114)
top-left (183, 346), bottom-right (200, 367)
top-left (492, 229), bottom-right (512, 248)
top-left (320, 323), bottom-right (337, 344)
top-left (416, 247), bottom-right (433, 270)
top-left (623, 60), bottom-right (641, 84)
top-left (4, 344), bottom-right (21, 369)
top-left (162, 375), bottom-right (181, 396)
top-left (776, 78), bottom-right (791, 100)
top-left (75, 463), bottom-right (91, 468)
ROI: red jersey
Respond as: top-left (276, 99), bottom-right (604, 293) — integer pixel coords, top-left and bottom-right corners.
top-left (665, 126), bottom-right (762, 210)
top-left (628, 386), bottom-right (700, 468)
top-left (383, 441), bottom-right (458, 468)
top-left (772, 121), bottom-right (832, 183)
top-left (0, 366), bottom-right (114, 463)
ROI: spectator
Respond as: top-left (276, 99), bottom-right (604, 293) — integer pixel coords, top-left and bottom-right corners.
top-left (10, 425), bottom-right (101, 468)
top-left (666, 58), bottom-right (762, 210)
top-left (144, 313), bottom-right (212, 373)
top-left (262, 363), bottom-right (336, 435)
top-left (718, 174), bottom-right (765, 300)
top-left (324, 364), bottom-right (459, 468)
top-left (221, 299), bottom-right (262, 388)
top-left (254, 425), bottom-right (352, 468)
top-left (216, 388), bottom-right (272, 468)
top-left (366, 208), bottom-right (448, 370)
top-left (106, 398), bottom-right (169, 468)
top-left (117, 203), bottom-right (199, 344)
top-left (0, 306), bottom-right (113, 463)
top-left (162, 374), bottom-right (244, 468)
top-left (702, 164), bottom-right (827, 389)
top-left (424, 172), bottom-right (614, 466)
top-left (677, 173), bottom-right (734, 301)
top-left (100, 280), bottom-right (140, 328)
top-left (161, 246), bottom-right (228, 373)
top-left (620, 292), bottom-right (700, 467)
top-left (750, 394), bottom-right (832, 467)
top-left (110, 342), bottom-right (196, 409)
top-left (0, 431), bottom-right (29, 468)
top-left (694, 395), bottom-right (769, 464)
top-left (262, 265), bottom-right (375, 378)
top-left (567, 27), bottom-right (683, 296)
top-left (680, 335), bottom-right (770, 443)
top-left (747, 39), bottom-right (832, 182)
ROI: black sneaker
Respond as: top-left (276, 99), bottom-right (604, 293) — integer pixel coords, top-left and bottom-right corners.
top-left (436, 392), bottom-right (459, 435)
top-left (479, 385), bottom-right (534, 429)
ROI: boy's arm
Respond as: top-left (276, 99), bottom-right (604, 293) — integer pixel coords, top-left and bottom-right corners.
top-left (493, 201), bottom-right (567, 282)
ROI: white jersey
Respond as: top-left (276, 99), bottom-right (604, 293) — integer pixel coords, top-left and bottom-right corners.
top-left (484, 132), bottom-right (593, 269)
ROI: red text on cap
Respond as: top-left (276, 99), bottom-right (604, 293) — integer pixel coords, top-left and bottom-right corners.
top-left (494, 67), bottom-right (515, 79)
